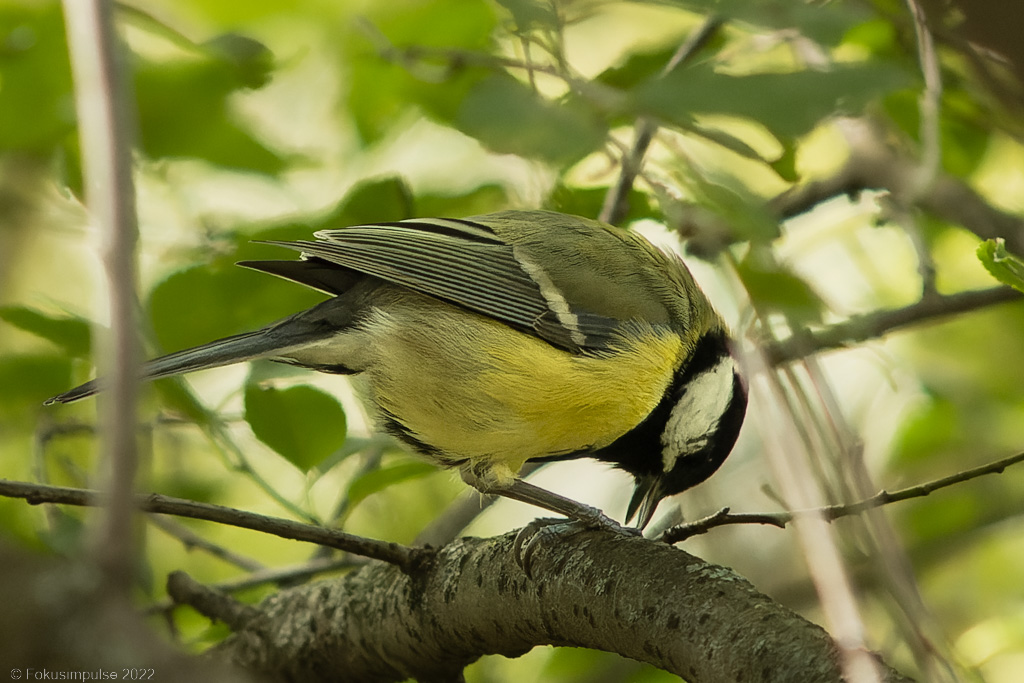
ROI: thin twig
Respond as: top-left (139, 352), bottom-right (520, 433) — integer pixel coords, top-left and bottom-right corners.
top-left (0, 479), bottom-right (427, 571)
top-left (61, 0), bottom-right (140, 592)
top-left (599, 16), bottom-right (723, 225)
top-left (766, 286), bottom-right (1022, 365)
top-left (148, 514), bottom-right (266, 572)
top-left (146, 556), bottom-right (364, 615)
top-left (662, 451), bottom-right (1024, 543)
top-left (166, 571), bottom-right (261, 630)
top-left (905, 0), bottom-right (943, 198)
top-left (770, 117), bottom-right (1024, 257)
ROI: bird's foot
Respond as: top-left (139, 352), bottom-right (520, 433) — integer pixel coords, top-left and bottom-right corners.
top-left (513, 512), bottom-right (640, 578)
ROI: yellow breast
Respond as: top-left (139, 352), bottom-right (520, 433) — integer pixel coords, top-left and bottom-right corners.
top-left (355, 297), bottom-right (684, 485)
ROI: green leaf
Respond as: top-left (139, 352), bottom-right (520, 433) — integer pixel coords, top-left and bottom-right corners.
top-left (343, 460), bottom-right (438, 512)
top-left (545, 184), bottom-right (658, 224)
top-left (343, 0), bottom-right (497, 143)
top-left (669, 0), bottom-right (870, 46)
top-left (147, 261), bottom-right (323, 355)
top-left (632, 62), bottom-right (909, 141)
top-left (244, 384), bottom-right (347, 473)
top-left (494, 0), bottom-right (558, 32)
top-left (318, 176), bottom-right (415, 228)
top-left (456, 75), bottom-right (607, 164)
top-left (977, 239), bottom-right (1024, 293)
top-left (415, 184), bottom-right (509, 218)
top-left (131, 31), bottom-right (283, 173)
top-left (0, 306), bottom-right (91, 358)
top-left (885, 88), bottom-right (992, 177)
top-left (0, 2), bottom-right (75, 151)
top-left (735, 251), bottom-right (822, 323)
top-left (201, 32), bottom-right (275, 89)
top-left (0, 353), bottom-right (72, 412)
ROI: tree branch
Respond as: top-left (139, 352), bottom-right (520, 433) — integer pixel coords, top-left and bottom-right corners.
top-left (0, 479), bottom-right (426, 571)
top-left (148, 514), bottom-right (266, 572)
top-left (766, 286), bottom-right (1022, 365)
top-left (663, 450), bottom-right (1024, 542)
top-left (209, 531), bottom-right (912, 683)
top-left (599, 16), bottom-right (723, 225)
top-left (167, 571), bottom-right (262, 632)
top-left (61, 0), bottom-right (141, 593)
top-left (770, 117), bottom-right (1024, 257)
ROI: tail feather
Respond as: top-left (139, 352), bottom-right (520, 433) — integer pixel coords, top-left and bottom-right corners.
top-left (44, 327), bottom-right (293, 405)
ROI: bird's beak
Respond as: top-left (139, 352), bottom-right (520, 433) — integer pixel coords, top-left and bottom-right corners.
top-left (626, 475), bottom-right (663, 530)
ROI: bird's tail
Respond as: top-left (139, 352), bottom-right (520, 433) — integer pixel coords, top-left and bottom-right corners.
top-left (44, 327), bottom-right (297, 405)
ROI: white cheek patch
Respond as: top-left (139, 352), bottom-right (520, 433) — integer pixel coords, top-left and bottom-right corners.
top-left (661, 354), bottom-right (736, 471)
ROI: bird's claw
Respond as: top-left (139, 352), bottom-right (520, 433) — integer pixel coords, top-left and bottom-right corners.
top-left (513, 514), bottom-right (640, 578)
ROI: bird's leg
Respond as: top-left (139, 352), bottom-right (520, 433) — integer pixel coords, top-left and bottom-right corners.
top-left (462, 468), bottom-right (639, 577)
top-left (460, 464), bottom-right (626, 530)
top-left (494, 477), bottom-right (621, 530)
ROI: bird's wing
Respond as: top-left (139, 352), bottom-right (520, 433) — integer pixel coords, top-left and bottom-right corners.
top-left (258, 217), bottom-right (623, 352)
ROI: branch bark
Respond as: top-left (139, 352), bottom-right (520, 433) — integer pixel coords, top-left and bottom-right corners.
top-left (0, 479), bottom-right (424, 570)
top-left (202, 531), bottom-right (912, 683)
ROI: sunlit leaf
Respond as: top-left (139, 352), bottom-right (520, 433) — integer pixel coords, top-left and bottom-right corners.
top-left (632, 62), bottom-right (909, 141)
top-left (343, 460), bottom-right (438, 513)
top-left (977, 239), bottom-right (1024, 293)
top-left (343, 0), bottom-right (497, 142)
top-left (457, 75), bottom-right (607, 163)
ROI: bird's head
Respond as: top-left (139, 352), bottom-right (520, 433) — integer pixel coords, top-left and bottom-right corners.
top-left (625, 332), bottom-right (747, 529)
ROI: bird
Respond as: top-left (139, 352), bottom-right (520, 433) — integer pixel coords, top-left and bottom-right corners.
top-left (46, 210), bottom-right (747, 530)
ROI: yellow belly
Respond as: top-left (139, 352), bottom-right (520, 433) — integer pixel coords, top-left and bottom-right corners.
top-left (355, 299), bottom-right (684, 485)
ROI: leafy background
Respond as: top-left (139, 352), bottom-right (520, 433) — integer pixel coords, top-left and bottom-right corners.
top-left (1, 0), bottom-right (1023, 680)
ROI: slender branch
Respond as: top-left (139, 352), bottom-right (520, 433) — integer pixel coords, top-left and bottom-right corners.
top-left (61, 0), bottom-right (140, 592)
top-left (149, 514), bottom-right (266, 572)
top-left (905, 0), bottom-right (943, 197)
top-left (770, 117), bottom-right (1024, 257)
top-left (0, 479), bottom-right (427, 571)
top-left (766, 286), bottom-right (1022, 365)
top-left (662, 451), bottom-right (1024, 543)
top-left (599, 16), bottom-right (723, 225)
top-left (167, 571), bottom-right (262, 631)
top-left (146, 557), bottom-right (364, 616)
top-left (354, 18), bottom-right (629, 120)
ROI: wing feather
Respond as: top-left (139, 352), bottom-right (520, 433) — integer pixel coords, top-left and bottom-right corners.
top-left (260, 217), bottom-right (625, 351)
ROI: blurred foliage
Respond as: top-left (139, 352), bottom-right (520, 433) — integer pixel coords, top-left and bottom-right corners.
top-left (2, 0), bottom-right (1024, 681)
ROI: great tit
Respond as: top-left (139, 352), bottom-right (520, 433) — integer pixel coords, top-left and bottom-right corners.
top-left (47, 210), bottom-right (746, 529)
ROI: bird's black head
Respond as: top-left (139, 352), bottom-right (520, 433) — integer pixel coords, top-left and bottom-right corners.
top-left (593, 330), bottom-right (747, 529)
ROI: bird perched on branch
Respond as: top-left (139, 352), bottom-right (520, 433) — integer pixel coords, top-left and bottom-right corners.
top-left (47, 210), bottom-right (746, 530)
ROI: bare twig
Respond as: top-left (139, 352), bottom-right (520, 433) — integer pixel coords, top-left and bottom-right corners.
top-left (599, 16), bottom-right (723, 225)
top-left (149, 514), bottom-right (266, 572)
top-left (905, 0), bottom-right (942, 197)
top-left (663, 451), bottom-right (1024, 542)
top-left (61, 0), bottom-right (140, 592)
top-left (167, 571), bottom-right (261, 630)
top-left (146, 556), bottom-right (364, 615)
top-left (770, 118), bottom-right (1024, 257)
top-left (766, 286), bottom-right (1022, 365)
top-left (0, 479), bottom-right (427, 571)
